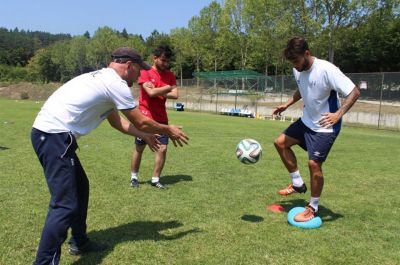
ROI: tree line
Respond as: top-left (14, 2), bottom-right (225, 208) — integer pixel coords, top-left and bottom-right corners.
top-left (0, 0), bottom-right (399, 83)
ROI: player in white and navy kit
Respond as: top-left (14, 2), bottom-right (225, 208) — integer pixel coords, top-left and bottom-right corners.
top-left (273, 37), bottom-right (360, 222)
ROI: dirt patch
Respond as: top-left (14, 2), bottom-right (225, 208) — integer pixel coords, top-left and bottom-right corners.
top-left (0, 82), bottom-right (60, 100)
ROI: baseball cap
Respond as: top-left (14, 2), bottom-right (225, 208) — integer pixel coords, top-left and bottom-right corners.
top-left (111, 47), bottom-right (151, 70)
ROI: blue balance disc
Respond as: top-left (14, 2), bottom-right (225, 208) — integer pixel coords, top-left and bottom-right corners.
top-left (287, 207), bottom-right (322, 229)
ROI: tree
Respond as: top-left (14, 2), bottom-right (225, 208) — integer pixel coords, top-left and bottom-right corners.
top-left (145, 30), bottom-right (171, 60)
top-left (220, 0), bottom-right (251, 70)
top-left (66, 36), bottom-right (90, 75)
top-left (83, 31), bottom-right (91, 39)
top-left (27, 48), bottom-right (58, 82)
top-left (86, 27), bottom-right (122, 69)
top-left (246, 0), bottom-right (295, 75)
top-left (170, 27), bottom-right (193, 79)
top-left (335, 0), bottom-right (400, 72)
top-left (196, 1), bottom-right (223, 72)
top-left (187, 16), bottom-right (208, 73)
top-left (121, 28), bottom-right (128, 38)
top-left (308, 0), bottom-right (364, 62)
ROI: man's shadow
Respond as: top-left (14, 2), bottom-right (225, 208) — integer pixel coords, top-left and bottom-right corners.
top-left (241, 214), bottom-right (264, 223)
top-left (0, 146), bottom-right (9, 150)
top-left (71, 220), bottom-right (200, 265)
top-left (278, 199), bottom-right (344, 222)
top-left (161, 174), bottom-right (192, 185)
top-left (141, 175), bottom-right (193, 186)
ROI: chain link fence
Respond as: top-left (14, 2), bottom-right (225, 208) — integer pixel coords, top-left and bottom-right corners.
top-left (163, 72), bottom-right (400, 131)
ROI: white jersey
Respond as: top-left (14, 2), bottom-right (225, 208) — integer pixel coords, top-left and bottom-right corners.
top-left (293, 58), bottom-right (355, 133)
top-left (33, 68), bottom-right (136, 137)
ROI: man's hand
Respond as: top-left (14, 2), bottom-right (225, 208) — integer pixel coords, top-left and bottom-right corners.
top-left (143, 81), bottom-right (155, 89)
top-left (272, 89), bottom-right (301, 116)
top-left (141, 133), bottom-right (161, 152)
top-left (166, 125), bottom-right (189, 147)
top-left (272, 104), bottom-right (288, 116)
top-left (318, 112), bottom-right (340, 128)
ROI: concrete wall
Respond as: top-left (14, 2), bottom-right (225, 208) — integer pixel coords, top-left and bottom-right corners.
top-left (168, 94), bottom-right (400, 130)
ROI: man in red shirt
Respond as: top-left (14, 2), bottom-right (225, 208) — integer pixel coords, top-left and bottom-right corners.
top-left (130, 45), bottom-right (178, 189)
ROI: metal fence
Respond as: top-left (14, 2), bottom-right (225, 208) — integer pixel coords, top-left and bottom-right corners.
top-left (161, 72), bottom-right (400, 131)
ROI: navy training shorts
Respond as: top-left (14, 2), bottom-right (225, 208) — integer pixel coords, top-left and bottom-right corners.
top-left (135, 134), bottom-right (169, 145)
top-left (283, 118), bottom-right (339, 162)
top-left (135, 121), bottom-right (169, 145)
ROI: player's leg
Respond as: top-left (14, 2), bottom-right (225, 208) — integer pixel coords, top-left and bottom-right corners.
top-left (130, 138), bottom-right (146, 188)
top-left (274, 119), bottom-right (307, 195)
top-left (274, 133), bottom-right (300, 172)
top-left (151, 134), bottom-right (169, 189)
top-left (151, 144), bottom-right (168, 189)
top-left (294, 131), bottom-right (337, 222)
top-left (309, 160), bottom-right (324, 198)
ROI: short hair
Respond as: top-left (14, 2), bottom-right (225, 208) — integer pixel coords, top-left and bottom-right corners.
top-left (153, 45), bottom-right (173, 59)
top-left (284, 37), bottom-right (309, 60)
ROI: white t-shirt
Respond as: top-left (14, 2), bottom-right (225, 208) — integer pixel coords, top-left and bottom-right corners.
top-left (33, 68), bottom-right (136, 137)
top-left (293, 58), bottom-right (355, 133)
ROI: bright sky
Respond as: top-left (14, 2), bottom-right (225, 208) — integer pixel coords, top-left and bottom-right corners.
top-left (0, 0), bottom-right (217, 38)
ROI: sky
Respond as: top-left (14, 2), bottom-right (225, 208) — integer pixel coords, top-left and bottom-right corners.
top-left (0, 0), bottom-right (217, 38)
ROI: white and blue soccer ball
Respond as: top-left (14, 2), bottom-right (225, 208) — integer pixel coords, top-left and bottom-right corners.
top-left (236, 139), bottom-right (262, 164)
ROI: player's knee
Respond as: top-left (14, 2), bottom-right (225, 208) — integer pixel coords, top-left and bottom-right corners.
top-left (308, 160), bottom-right (322, 174)
top-left (158, 145), bottom-right (167, 154)
top-left (273, 138), bottom-right (284, 150)
top-left (135, 146), bottom-right (145, 154)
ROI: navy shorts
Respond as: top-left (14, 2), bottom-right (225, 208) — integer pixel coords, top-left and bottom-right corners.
top-left (135, 134), bottom-right (169, 145)
top-left (284, 119), bottom-right (339, 162)
top-left (135, 121), bottom-right (169, 145)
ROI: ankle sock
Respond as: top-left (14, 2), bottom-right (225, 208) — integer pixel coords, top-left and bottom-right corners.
top-left (289, 170), bottom-right (304, 187)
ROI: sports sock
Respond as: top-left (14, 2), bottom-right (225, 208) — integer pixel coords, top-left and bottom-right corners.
top-left (151, 176), bottom-right (159, 183)
top-left (289, 170), bottom-right (304, 187)
top-left (131, 172), bottom-right (138, 180)
top-left (309, 197), bottom-right (319, 212)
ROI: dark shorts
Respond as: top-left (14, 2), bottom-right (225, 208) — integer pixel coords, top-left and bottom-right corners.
top-left (284, 119), bottom-right (339, 162)
top-left (135, 121), bottom-right (169, 145)
top-left (135, 134), bottom-right (169, 145)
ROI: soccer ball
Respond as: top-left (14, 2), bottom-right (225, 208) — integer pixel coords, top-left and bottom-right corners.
top-left (236, 139), bottom-right (262, 164)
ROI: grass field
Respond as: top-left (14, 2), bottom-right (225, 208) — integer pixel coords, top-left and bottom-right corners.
top-left (0, 98), bottom-right (399, 265)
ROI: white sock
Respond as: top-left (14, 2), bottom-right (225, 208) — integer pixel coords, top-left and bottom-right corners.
top-left (309, 197), bottom-right (319, 211)
top-left (151, 176), bottom-right (159, 183)
top-left (289, 170), bottom-right (304, 187)
top-left (131, 172), bottom-right (138, 180)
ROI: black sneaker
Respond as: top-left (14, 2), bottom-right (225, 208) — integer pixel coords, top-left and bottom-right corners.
top-left (151, 182), bottom-right (167, 189)
top-left (68, 240), bottom-right (108, 256)
top-left (131, 178), bottom-right (139, 188)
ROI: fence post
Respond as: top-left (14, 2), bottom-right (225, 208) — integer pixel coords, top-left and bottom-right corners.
top-left (185, 80), bottom-right (188, 109)
top-left (377, 73), bottom-right (385, 129)
top-left (199, 79), bottom-right (202, 112)
top-left (234, 78), bottom-right (238, 109)
top-left (280, 75), bottom-right (284, 104)
top-left (180, 66), bottom-right (183, 87)
top-left (215, 85), bottom-right (219, 113)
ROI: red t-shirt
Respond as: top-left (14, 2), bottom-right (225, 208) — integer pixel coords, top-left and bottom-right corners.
top-left (138, 68), bottom-right (177, 123)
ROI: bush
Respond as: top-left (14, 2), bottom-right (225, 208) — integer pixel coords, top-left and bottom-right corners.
top-left (0, 64), bottom-right (32, 82)
top-left (20, 91), bottom-right (29, 100)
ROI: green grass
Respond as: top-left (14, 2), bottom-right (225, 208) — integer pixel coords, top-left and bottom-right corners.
top-left (0, 98), bottom-right (399, 265)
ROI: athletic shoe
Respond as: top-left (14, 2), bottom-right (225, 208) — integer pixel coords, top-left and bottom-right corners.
top-left (130, 178), bottom-right (139, 188)
top-left (278, 183), bottom-right (307, 196)
top-left (68, 240), bottom-right (108, 256)
top-left (151, 182), bottom-right (167, 189)
top-left (294, 205), bottom-right (318, 222)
